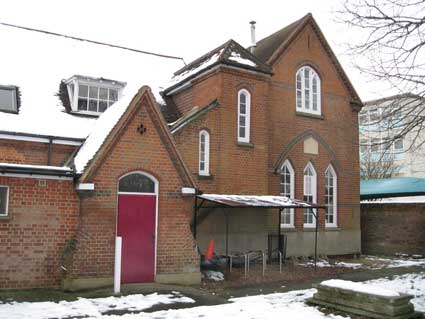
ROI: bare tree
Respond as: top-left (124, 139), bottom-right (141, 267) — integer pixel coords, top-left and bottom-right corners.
top-left (338, 0), bottom-right (425, 148)
top-left (360, 146), bottom-right (400, 179)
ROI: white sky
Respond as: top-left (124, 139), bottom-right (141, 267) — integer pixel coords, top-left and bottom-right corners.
top-left (1, 0), bottom-right (395, 101)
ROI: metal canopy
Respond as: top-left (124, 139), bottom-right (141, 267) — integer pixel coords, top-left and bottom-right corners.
top-left (194, 194), bottom-right (326, 269)
top-left (197, 194), bottom-right (325, 209)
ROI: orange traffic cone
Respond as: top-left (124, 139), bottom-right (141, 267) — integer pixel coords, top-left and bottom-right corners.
top-left (205, 239), bottom-right (215, 260)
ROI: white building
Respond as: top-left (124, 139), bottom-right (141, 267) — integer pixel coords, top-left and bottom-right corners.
top-left (359, 93), bottom-right (425, 178)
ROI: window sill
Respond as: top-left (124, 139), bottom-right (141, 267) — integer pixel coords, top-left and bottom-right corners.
top-left (296, 111), bottom-right (324, 120)
top-left (281, 226), bottom-right (296, 232)
top-left (197, 174), bottom-right (214, 180)
top-left (325, 226), bottom-right (340, 231)
top-left (236, 141), bottom-right (254, 148)
top-left (0, 215), bottom-right (10, 221)
top-left (303, 225), bottom-right (318, 231)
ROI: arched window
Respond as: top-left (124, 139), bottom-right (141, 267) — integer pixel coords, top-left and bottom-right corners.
top-left (325, 165), bottom-right (337, 227)
top-left (118, 172), bottom-right (156, 193)
top-left (238, 89), bottom-right (251, 143)
top-left (296, 66), bottom-right (321, 115)
top-left (303, 162), bottom-right (317, 227)
top-left (199, 130), bottom-right (210, 176)
top-left (280, 160), bottom-right (295, 227)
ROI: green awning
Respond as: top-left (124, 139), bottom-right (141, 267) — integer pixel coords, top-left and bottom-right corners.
top-left (361, 177), bottom-right (425, 200)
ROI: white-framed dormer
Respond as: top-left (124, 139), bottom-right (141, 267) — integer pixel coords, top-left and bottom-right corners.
top-left (199, 129), bottom-right (210, 176)
top-left (280, 160), bottom-right (295, 228)
top-left (237, 89), bottom-right (251, 143)
top-left (65, 75), bottom-right (126, 116)
top-left (303, 161), bottom-right (317, 228)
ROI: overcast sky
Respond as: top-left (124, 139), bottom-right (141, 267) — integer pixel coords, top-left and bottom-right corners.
top-left (1, 0), bottom-right (393, 101)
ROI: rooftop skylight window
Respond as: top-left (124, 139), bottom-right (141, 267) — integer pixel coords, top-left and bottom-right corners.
top-left (0, 85), bottom-right (18, 113)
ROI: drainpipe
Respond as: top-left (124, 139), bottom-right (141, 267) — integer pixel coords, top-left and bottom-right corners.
top-left (47, 138), bottom-right (53, 166)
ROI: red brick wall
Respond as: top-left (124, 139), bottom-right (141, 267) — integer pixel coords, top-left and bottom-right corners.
top-left (172, 23), bottom-right (360, 233)
top-left (361, 203), bottom-right (425, 255)
top-left (69, 99), bottom-right (198, 280)
top-left (0, 177), bottom-right (78, 288)
top-left (0, 139), bottom-right (77, 166)
top-left (268, 24), bottom-right (360, 231)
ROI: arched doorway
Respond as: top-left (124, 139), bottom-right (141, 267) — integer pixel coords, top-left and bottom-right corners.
top-left (117, 172), bottom-right (158, 283)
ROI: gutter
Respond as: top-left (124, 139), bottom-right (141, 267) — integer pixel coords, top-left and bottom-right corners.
top-left (0, 130), bottom-right (85, 146)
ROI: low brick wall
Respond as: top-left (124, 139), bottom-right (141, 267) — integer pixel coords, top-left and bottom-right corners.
top-left (361, 203), bottom-right (425, 256)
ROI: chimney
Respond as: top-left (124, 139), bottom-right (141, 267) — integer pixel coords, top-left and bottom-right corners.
top-left (250, 21), bottom-right (256, 53)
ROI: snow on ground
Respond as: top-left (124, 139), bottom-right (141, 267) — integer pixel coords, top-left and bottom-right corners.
top-left (103, 289), bottom-right (346, 319)
top-left (366, 272), bottom-right (425, 312)
top-left (300, 256), bottom-right (425, 270)
top-left (3, 271), bottom-right (425, 319)
top-left (301, 260), bottom-right (363, 269)
top-left (365, 256), bottom-right (425, 269)
top-left (0, 292), bottom-right (194, 319)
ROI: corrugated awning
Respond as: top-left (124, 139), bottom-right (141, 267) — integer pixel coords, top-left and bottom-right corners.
top-left (361, 177), bottom-right (425, 200)
top-left (197, 194), bottom-right (324, 209)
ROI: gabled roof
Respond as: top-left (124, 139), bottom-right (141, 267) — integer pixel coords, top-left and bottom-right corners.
top-left (75, 86), bottom-right (195, 188)
top-left (170, 99), bottom-right (219, 134)
top-left (254, 13), bottom-right (362, 106)
top-left (163, 40), bottom-right (272, 95)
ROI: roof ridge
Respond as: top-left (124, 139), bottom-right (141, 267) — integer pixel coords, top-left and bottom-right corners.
top-left (174, 40), bottom-right (231, 76)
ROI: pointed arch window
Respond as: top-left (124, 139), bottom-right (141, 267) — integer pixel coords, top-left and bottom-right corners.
top-left (199, 130), bottom-right (210, 176)
top-left (296, 66), bottom-right (321, 115)
top-left (325, 165), bottom-right (337, 227)
top-left (303, 162), bottom-right (317, 227)
top-left (280, 160), bottom-right (295, 227)
top-left (238, 89), bottom-right (251, 143)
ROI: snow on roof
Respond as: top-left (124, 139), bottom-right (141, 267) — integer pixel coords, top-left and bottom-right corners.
top-left (320, 279), bottom-right (400, 297)
top-left (0, 25), bottom-right (184, 139)
top-left (165, 49), bottom-right (222, 90)
top-left (73, 86), bottom-right (140, 174)
top-left (228, 51), bottom-right (257, 67)
top-left (198, 194), bottom-right (314, 208)
top-left (0, 162), bottom-right (72, 171)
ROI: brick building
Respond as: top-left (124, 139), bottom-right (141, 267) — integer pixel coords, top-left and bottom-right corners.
top-left (0, 13), bottom-right (362, 290)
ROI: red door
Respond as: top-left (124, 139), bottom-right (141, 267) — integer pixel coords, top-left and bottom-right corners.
top-left (117, 194), bottom-right (156, 283)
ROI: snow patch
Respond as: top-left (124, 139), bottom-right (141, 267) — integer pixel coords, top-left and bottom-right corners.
top-left (0, 292), bottom-right (194, 319)
top-left (228, 52), bottom-right (256, 67)
top-left (202, 270), bottom-right (224, 281)
top-left (321, 279), bottom-right (400, 297)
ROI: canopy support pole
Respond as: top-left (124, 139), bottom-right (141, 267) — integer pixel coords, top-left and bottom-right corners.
top-left (224, 209), bottom-right (229, 257)
top-left (194, 196), bottom-right (198, 240)
top-left (278, 208), bottom-right (282, 254)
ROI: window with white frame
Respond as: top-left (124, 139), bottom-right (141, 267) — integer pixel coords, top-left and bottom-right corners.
top-left (0, 186), bottom-right (9, 217)
top-left (199, 130), bottom-right (210, 176)
top-left (303, 162), bottom-right (317, 227)
top-left (65, 75), bottom-right (126, 115)
top-left (296, 66), bottom-right (321, 115)
top-left (325, 165), bottom-right (337, 227)
top-left (237, 89), bottom-right (251, 143)
top-left (280, 160), bottom-right (295, 227)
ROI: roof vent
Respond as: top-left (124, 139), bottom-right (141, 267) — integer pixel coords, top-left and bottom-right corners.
top-left (250, 21), bottom-right (256, 53)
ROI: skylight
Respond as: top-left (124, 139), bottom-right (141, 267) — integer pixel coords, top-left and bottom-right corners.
top-left (0, 85), bottom-right (18, 113)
